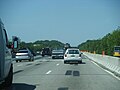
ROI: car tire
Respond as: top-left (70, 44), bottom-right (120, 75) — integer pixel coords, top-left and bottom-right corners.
top-left (29, 57), bottom-right (34, 62)
top-left (31, 58), bottom-right (34, 61)
top-left (52, 57), bottom-right (54, 59)
top-left (16, 60), bottom-right (18, 62)
top-left (32, 58), bottom-right (34, 61)
top-left (2, 65), bottom-right (13, 88)
top-left (64, 61), bottom-right (66, 64)
top-left (79, 61), bottom-right (82, 64)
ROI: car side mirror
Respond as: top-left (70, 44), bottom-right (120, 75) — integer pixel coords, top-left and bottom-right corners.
top-left (13, 40), bottom-right (18, 49)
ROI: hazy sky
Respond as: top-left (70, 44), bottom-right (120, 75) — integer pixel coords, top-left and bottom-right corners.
top-left (0, 0), bottom-right (120, 46)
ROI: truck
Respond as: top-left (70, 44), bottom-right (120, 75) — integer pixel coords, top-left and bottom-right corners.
top-left (0, 19), bottom-right (17, 88)
top-left (64, 43), bottom-right (71, 51)
top-left (41, 47), bottom-right (52, 57)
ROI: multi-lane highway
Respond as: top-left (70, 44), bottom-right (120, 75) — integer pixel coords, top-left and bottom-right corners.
top-left (6, 55), bottom-right (120, 90)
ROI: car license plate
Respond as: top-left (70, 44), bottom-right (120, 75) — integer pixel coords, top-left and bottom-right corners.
top-left (71, 55), bottom-right (75, 57)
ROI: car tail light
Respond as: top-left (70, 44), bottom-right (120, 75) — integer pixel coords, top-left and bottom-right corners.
top-left (65, 54), bottom-right (67, 57)
top-left (24, 53), bottom-right (29, 56)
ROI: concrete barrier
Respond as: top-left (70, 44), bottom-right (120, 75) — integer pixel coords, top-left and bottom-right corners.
top-left (84, 52), bottom-right (120, 77)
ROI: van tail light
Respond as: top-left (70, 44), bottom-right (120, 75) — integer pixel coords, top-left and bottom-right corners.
top-left (65, 54), bottom-right (67, 57)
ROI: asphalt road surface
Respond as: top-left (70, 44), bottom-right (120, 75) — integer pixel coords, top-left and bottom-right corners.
top-left (5, 56), bottom-right (120, 90)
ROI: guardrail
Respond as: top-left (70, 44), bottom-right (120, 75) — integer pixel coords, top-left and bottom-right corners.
top-left (83, 52), bottom-right (120, 77)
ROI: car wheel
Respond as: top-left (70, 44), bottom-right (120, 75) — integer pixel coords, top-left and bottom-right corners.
top-left (29, 57), bottom-right (34, 61)
top-left (16, 60), bottom-right (18, 62)
top-left (29, 58), bottom-right (32, 62)
top-left (79, 61), bottom-right (82, 64)
top-left (32, 58), bottom-right (34, 61)
top-left (64, 61), bottom-right (66, 64)
top-left (31, 57), bottom-right (34, 61)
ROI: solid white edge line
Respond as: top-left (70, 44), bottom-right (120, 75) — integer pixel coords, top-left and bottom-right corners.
top-left (17, 64), bottom-right (23, 66)
top-left (91, 61), bottom-right (120, 81)
top-left (46, 70), bottom-right (52, 74)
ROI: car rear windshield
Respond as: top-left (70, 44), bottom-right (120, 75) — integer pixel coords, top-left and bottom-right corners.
top-left (18, 50), bottom-right (28, 53)
top-left (68, 50), bottom-right (79, 54)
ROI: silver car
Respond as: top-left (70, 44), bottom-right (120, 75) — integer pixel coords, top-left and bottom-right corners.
top-left (52, 49), bottom-right (64, 59)
top-left (64, 48), bottom-right (82, 64)
top-left (15, 49), bottom-right (34, 62)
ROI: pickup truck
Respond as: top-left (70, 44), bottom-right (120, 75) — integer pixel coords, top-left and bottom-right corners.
top-left (0, 19), bottom-right (17, 88)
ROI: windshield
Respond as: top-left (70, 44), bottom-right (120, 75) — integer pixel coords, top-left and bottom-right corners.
top-left (18, 50), bottom-right (28, 53)
top-left (52, 50), bottom-right (64, 52)
top-left (114, 47), bottom-right (120, 51)
top-left (68, 50), bottom-right (79, 54)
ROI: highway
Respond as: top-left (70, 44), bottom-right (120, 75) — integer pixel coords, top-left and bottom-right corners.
top-left (7, 55), bottom-right (120, 90)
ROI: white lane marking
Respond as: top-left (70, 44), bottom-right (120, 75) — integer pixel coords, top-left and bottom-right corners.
top-left (46, 70), bottom-right (52, 74)
top-left (56, 63), bottom-right (59, 66)
top-left (17, 64), bottom-right (23, 67)
top-left (91, 61), bottom-right (120, 81)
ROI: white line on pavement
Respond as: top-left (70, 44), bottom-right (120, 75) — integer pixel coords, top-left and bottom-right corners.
top-left (17, 64), bottom-right (23, 67)
top-left (91, 61), bottom-right (120, 81)
top-left (46, 70), bottom-right (52, 74)
top-left (56, 63), bottom-right (59, 66)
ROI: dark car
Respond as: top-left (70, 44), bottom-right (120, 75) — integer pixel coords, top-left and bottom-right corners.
top-left (41, 48), bottom-right (52, 57)
top-left (52, 49), bottom-right (64, 59)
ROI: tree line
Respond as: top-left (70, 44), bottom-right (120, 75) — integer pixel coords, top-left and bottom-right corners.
top-left (78, 27), bottom-right (120, 56)
top-left (20, 40), bottom-right (65, 53)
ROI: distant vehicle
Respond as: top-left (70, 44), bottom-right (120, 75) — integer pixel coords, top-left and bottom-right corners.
top-left (64, 43), bottom-right (71, 51)
top-left (15, 49), bottom-right (34, 62)
top-left (64, 48), bottom-right (82, 64)
top-left (113, 46), bottom-right (120, 57)
top-left (52, 49), bottom-right (64, 59)
top-left (0, 19), bottom-right (17, 88)
top-left (41, 47), bottom-right (52, 57)
top-left (36, 51), bottom-right (41, 55)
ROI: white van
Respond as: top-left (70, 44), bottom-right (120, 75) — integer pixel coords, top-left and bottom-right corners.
top-left (0, 19), bottom-right (17, 88)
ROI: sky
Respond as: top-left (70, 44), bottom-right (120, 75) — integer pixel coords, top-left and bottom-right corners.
top-left (0, 0), bottom-right (120, 46)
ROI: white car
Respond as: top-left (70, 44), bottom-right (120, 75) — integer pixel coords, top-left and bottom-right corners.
top-left (64, 48), bottom-right (82, 64)
top-left (0, 19), bottom-right (14, 88)
top-left (15, 49), bottom-right (34, 62)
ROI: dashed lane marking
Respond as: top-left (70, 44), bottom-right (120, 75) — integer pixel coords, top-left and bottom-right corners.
top-left (56, 63), bottom-right (59, 66)
top-left (46, 70), bottom-right (52, 74)
top-left (17, 64), bottom-right (23, 67)
top-left (91, 61), bottom-right (120, 81)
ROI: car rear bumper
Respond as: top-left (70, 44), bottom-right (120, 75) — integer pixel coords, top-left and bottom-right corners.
top-left (15, 56), bottom-right (31, 60)
top-left (64, 59), bottom-right (82, 64)
top-left (52, 55), bottom-right (64, 59)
